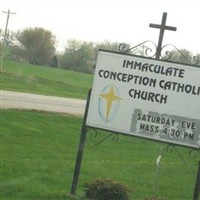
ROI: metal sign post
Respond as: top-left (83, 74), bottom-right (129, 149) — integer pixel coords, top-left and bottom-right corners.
top-left (70, 89), bottom-right (91, 195)
top-left (193, 161), bottom-right (200, 200)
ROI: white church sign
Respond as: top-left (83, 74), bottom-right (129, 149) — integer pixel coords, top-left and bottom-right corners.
top-left (86, 50), bottom-right (200, 149)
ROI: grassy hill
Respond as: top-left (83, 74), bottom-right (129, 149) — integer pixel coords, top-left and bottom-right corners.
top-left (1, 60), bottom-right (199, 199)
top-left (1, 60), bottom-right (93, 99)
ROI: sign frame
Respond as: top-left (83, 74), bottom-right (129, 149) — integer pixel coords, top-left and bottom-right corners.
top-left (86, 49), bottom-right (200, 150)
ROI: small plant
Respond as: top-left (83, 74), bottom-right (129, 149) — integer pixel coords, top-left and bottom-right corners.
top-left (84, 178), bottom-right (131, 200)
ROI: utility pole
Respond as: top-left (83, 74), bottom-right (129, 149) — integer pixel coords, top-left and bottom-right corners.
top-left (1, 9), bottom-right (16, 70)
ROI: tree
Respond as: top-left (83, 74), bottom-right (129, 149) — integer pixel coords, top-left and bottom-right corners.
top-left (162, 49), bottom-right (200, 66)
top-left (94, 40), bottom-right (119, 58)
top-left (195, 54), bottom-right (200, 66)
top-left (60, 39), bottom-right (124, 73)
top-left (60, 40), bottom-right (128, 73)
top-left (0, 29), bottom-right (16, 58)
top-left (60, 39), bottom-right (94, 73)
top-left (16, 27), bottom-right (56, 65)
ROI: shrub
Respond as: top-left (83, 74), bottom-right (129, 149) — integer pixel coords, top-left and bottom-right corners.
top-left (84, 178), bottom-right (131, 200)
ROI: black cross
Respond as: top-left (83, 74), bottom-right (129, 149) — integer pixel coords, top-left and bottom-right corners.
top-left (149, 12), bottom-right (177, 59)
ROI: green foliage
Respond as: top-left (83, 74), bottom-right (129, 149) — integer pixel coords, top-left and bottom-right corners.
top-left (84, 178), bottom-right (131, 200)
top-left (15, 27), bottom-right (56, 65)
top-left (60, 39), bottom-right (95, 73)
top-left (163, 49), bottom-right (200, 66)
top-left (8, 46), bottom-right (27, 62)
top-left (60, 39), bottom-right (121, 74)
top-left (94, 40), bottom-right (119, 56)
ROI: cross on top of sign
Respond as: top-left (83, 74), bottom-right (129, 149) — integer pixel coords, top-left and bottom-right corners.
top-left (149, 12), bottom-right (177, 59)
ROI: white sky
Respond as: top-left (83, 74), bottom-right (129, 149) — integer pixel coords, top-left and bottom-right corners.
top-left (1, 0), bottom-right (200, 53)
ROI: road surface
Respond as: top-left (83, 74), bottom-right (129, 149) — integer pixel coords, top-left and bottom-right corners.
top-left (1, 90), bottom-right (86, 116)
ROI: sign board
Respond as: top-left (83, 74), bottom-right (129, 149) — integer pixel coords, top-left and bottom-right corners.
top-left (86, 50), bottom-right (200, 149)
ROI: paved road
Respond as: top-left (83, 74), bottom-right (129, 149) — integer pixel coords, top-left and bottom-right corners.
top-left (1, 90), bottom-right (86, 116)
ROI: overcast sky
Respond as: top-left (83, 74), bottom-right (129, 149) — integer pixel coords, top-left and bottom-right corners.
top-left (1, 0), bottom-right (200, 53)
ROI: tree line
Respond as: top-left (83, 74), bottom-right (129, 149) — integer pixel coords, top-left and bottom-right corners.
top-left (0, 27), bottom-right (199, 74)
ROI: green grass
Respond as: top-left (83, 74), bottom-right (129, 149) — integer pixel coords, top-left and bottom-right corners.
top-left (1, 60), bottom-right (93, 99)
top-left (1, 109), bottom-right (198, 200)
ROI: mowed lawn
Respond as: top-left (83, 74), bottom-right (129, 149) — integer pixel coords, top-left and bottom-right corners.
top-left (1, 109), bottom-right (198, 200)
top-left (1, 60), bottom-right (93, 99)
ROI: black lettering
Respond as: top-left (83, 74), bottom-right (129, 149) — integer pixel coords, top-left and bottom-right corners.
top-left (134, 61), bottom-right (142, 70)
top-left (142, 63), bottom-right (149, 71)
top-left (137, 113), bottom-right (142, 120)
top-left (155, 126), bottom-right (159, 133)
top-left (99, 70), bottom-right (103, 77)
top-left (110, 71), bottom-right (117, 80)
top-left (189, 133), bottom-right (194, 140)
top-left (179, 69), bottom-right (185, 78)
top-left (160, 95), bottom-right (168, 104)
top-left (122, 59), bottom-right (126, 68)
top-left (104, 70), bottom-right (110, 78)
top-left (140, 123), bottom-right (146, 131)
top-left (165, 67), bottom-right (173, 76)
top-left (127, 60), bottom-right (134, 68)
top-left (148, 92), bottom-right (155, 102)
top-left (127, 74), bottom-right (133, 82)
top-left (185, 85), bottom-right (192, 93)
